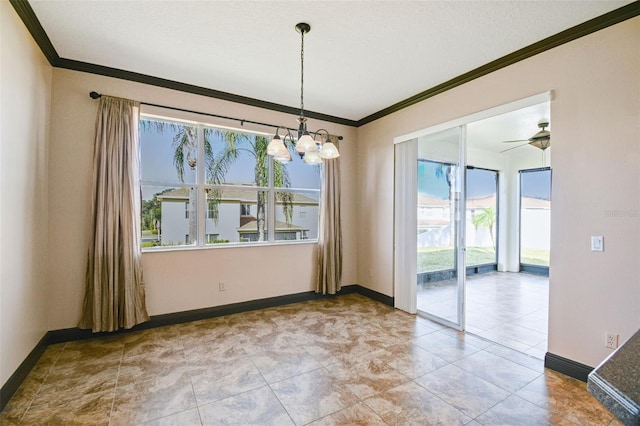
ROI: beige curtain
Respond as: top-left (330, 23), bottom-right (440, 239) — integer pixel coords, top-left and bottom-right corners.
top-left (316, 140), bottom-right (342, 294)
top-left (79, 96), bottom-right (149, 332)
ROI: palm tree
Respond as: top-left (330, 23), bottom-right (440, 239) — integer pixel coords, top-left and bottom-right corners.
top-left (140, 120), bottom-right (206, 242)
top-left (207, 130), bottom-right (293, 242)
top-left (471, 207), bottom-right (496, 247)
top-left (435, 163), bottom-right (456, 247)
top-left (141, 119), bottom-right (293, 243)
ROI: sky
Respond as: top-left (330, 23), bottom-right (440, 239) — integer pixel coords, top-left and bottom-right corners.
top-left (418, 160), bottom-right (498, 199)
top-left (521, 169), bottom-right (551, 200)
top-left (418, 160), bottom-right (551, 200)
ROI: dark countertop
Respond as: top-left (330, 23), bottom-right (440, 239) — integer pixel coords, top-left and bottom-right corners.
top-left (588, 329), bottom-right (640, 426)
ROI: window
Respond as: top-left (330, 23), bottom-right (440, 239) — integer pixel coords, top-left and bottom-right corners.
top-left (139, 116), bottom-right (321, 249)
top-left (466, 167), bottom-right (498, 267)
top-left (520, 168), bottom-right (551, 269)
top-left (206, 233), bottom-right (220, 244)
top-left (207, 200), bottom-right (218, 220)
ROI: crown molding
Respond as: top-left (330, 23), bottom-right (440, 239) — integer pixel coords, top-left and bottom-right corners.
top-left (10, 0), bottom-right (640, 128)
top-left (356, 1), bottom-right (640, 126)
top-left (55, 57), bottom-right (358, 126)
top-left (9, 0), bottom-right (59, 64)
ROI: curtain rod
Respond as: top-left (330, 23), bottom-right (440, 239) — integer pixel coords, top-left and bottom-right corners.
top-left (89, 91), bottom-right (343, 140)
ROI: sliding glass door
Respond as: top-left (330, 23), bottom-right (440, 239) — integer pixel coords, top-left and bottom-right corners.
top-left (416, 127), bottom-right (466, 329)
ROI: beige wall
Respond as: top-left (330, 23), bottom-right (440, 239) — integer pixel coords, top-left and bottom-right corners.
top-left (47, 68), bottom-right (358, 330)
top-left (0, 3), bottom-right (52, 385)
top-left (356, 17), bottom-right (640, 367)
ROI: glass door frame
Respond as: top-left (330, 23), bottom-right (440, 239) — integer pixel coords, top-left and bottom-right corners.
top-left (415, 126), bottom-right (467, 331)
top-left (392, 91), bottom-right (551, 331)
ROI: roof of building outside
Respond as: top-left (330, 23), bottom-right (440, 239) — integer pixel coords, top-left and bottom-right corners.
top-left (157, 187), bottom-right (318, 205)
top-left (418, 193), bottom-right (550, 209)
top-left (237, 220), bottom-right (306, 232)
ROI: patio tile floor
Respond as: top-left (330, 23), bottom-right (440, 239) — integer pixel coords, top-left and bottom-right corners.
top-left (417, 271), bottom-right (549, 359)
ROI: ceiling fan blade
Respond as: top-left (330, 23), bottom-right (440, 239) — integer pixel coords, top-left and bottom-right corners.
top-left (500, 143), bottom-right (530, 153)
top-left (502, 139), bottom-right (529, 143)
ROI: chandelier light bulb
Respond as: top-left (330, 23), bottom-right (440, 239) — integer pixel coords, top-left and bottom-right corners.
top-left (319, 141), bottom-right (340, 159)
top-left (267, 134), bottom-right (285, 156)
top-left (303, 149), bottom-right (322, 164)
top-left (296, 133), bottom-right (316, 153)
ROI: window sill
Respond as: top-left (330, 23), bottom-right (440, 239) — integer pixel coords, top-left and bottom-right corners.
top-left (141, 239), bottom-right (319, 254)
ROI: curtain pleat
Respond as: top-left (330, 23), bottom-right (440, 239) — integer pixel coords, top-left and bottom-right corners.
top-left (316, 141), bottom-right (342, 294)
top-left (79, 96), bottom-right (149, 332)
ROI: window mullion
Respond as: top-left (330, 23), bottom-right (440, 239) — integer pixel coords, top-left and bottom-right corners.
top-left (267, 154), bottom-right (275, 242)
top-left (197, 124), bottom-right (206, 247)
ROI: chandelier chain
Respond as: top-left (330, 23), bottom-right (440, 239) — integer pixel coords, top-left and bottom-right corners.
top-left (300, 27), bottom-right (305, 119)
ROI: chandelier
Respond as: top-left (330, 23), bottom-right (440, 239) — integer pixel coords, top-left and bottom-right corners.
top-left (267, 23), bottom-right (339, 164)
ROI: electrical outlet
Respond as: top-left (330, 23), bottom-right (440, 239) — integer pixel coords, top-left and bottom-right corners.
top-left (219, 282), bottom-right (226, 291)
top-left (605, 333), bottom-right (619, 349)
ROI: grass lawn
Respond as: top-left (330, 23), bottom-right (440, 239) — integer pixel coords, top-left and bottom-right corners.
top-left (418, 246), bottom-right (496, 273)
top-left (521, 248), bottom-right (550, 266)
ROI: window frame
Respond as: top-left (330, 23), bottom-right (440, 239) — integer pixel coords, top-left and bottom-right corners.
top-left (139, 114), bottom-right (321, 251)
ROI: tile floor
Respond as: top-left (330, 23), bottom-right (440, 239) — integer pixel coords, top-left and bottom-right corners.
top-left (417, 271), bottom-right (549, 359)
top-left (1, 293), bottom-right (618, 425)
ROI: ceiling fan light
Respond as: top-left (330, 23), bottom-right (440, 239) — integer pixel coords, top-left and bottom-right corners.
top-left (531, 138), bottom-right (551, 150)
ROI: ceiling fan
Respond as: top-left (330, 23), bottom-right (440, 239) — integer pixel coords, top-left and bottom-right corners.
top-left (500, 118), bottom-right (551, 153)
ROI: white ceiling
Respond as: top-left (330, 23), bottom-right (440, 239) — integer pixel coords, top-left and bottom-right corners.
top-left (467, 102), bottom-right (551, 154)
top-left (30, 0), bottom-right (630, 121)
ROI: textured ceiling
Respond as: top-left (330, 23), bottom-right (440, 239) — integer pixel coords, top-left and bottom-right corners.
top-left (29, 0), bottom-right (631, 121)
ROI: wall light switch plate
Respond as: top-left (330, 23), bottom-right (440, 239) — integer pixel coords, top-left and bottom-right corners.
top-left (591, 236), bottom-right (604, 252)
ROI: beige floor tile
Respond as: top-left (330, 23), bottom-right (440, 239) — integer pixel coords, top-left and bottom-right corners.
top-left (143, 407), bottom-right (202, 426)
top-left (183, 334), bottom-right (249, 365)
top-left (3, 292), bottom-right (617, 426)
top-left (376, 342), bottom-right (449, 379)
top-left (328, 356), bottom-right (411, 399)
top-left (34, 359), bottom-right (120, 404)
top-left (364, 381), bottom-right (471, 425)
top-left (20, 388), bottom-right (114, 426)
top-left (117, 346), bottom-right (187, 387)
top-left (269, 368), bottom-right (359, 425)
top-left (110, 369), bottom-right (197, 425)
top-left (484, 343), bottom-right (545, 372)
top-left (516, 370), bottom-right (615, 425)
top-left (454, 350), bottom-right (541, 392)
top-left (415, 364), bottom-right (510, 418)
top-left (55, 336), bottom-right (124, 367)
top-left (475, 394), bottom-right (573, 425)
top-left (198, 386), bottom-right (293, 426)
top-left (308, 402), bottom-right (386, 425)
top-left (0, 377), bottom-right (43, 424)
top-left (251, 348), bottom-right (322, 383)
top-left (189, 357), bottom-right (266, 405)
top-left (413, 330), bottom-right (484, 362)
